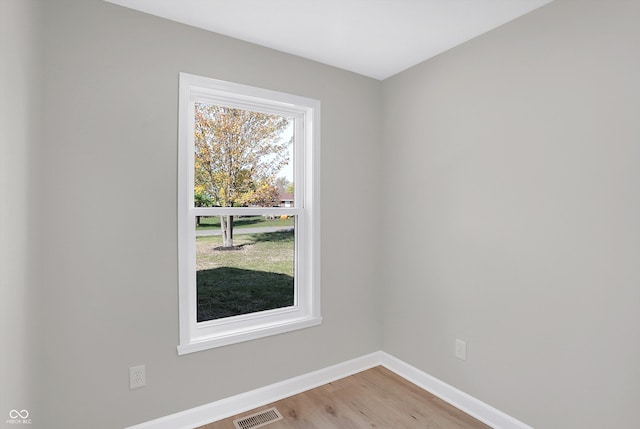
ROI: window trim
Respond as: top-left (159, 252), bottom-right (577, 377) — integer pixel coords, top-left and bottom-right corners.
top-left (177, 73), bottom-right (321, 354)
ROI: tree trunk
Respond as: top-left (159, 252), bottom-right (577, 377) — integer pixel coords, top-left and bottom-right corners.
top-left (220, 214), bottom-right (234, 247)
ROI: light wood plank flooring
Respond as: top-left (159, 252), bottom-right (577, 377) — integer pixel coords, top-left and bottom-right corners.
top-left (198, 366), bottom-right (490, 429)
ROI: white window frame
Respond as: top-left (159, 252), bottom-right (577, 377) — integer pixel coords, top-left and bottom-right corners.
top-left (177, 73), bottom-right (321, 354)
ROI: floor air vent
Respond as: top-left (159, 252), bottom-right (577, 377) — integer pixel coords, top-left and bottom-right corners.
top-left (233, 407), bottom-right (283, 429)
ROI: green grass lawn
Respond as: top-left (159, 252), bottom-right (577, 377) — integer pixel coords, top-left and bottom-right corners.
top-left (196, 230), bottom-right (294, 321)
top-left (196, 215), bottom-right (294, 230)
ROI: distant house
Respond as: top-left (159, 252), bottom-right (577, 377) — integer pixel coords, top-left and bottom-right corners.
top-left (278, 192), bottom-right (294, 208)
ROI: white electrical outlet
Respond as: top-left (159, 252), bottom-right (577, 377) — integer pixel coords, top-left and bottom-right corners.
top-left (455, 339), bottom-right (467, 361)
top-left (130, 364), bottom-right (146, 389)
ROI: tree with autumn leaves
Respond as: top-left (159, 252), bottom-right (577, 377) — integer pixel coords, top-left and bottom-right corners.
top-left (194, 103), bottom-right (291, 247)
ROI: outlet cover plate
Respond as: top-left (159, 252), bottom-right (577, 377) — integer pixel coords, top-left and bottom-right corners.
top-left (130, 364), bottom-right (146, 389)
top-left (455, 339), bottom-right (467, 361)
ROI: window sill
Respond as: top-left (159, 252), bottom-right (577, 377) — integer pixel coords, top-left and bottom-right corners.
top-left (177, 315), bottom-right (322, 355)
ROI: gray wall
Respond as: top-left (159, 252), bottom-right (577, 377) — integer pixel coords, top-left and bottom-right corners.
top-left (32, 0), bottom-right (381, 427)
top-left (381, 0), bottom-right (640, 427)
top-left (0, 0), bottom-right (40, 422)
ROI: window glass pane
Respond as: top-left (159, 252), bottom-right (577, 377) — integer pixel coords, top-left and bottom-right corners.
top-left (196, 215), bottom-right (296, 322)
top-left (194, 103), bottom-right (294, 209)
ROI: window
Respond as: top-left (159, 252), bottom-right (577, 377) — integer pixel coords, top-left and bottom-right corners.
top-left (177, 73), bottom-right (321, 354)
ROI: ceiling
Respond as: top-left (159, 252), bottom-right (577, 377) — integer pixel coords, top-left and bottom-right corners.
top-left (104, 0), bottom-right (553, 80)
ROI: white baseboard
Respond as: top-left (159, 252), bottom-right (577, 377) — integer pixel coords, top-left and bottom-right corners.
top-left (125, 351), bottom-right (532, 429)
top-left (125, 352), bottom-right (381, 429)
top-left (377, 352), bottom-right (533, 429)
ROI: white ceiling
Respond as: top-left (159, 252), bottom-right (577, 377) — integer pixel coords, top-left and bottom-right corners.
top-left (104, 0), bottom-right (553, 80)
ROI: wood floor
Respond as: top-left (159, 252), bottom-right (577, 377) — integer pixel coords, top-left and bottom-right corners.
top-left (198, 366), bottom-right (491, 429)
